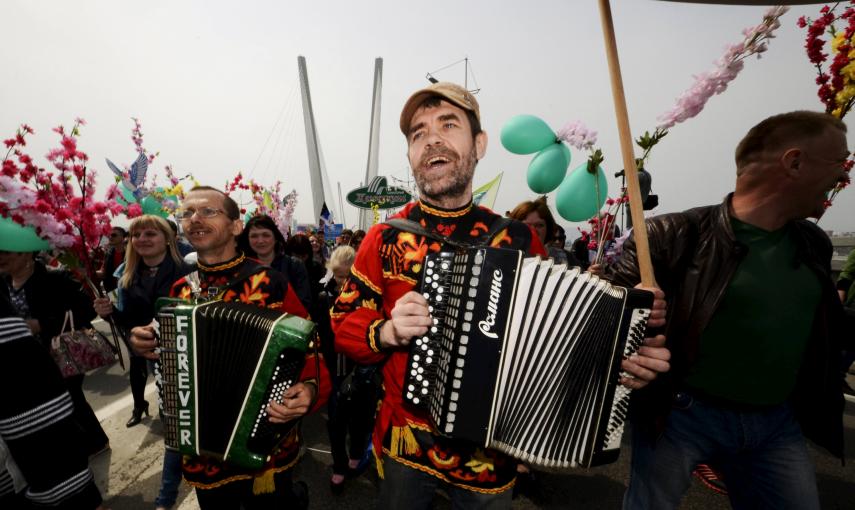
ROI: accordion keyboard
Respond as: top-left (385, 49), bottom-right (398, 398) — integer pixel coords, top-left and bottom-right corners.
top-left (247, 351), bottom-right (306, 453)
top-left (153, 313), bottom-right (180, 451)
top-left (403, 251), bottom-right (455, 410)
top-left (601, 307), bottom-right (650, 453)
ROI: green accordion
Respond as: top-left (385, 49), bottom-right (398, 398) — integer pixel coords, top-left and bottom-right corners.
top-left (153, 298), bottom-right (314, 470)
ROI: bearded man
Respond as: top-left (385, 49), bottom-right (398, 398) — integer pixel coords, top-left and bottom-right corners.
top-left (332, 82), bottom-right (670, 508)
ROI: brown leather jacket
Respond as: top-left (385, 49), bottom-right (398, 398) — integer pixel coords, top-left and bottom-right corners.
top-left (605, 195), bottom-right (847, 459)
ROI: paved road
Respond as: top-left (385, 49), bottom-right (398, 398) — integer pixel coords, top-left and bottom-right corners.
top-left (84, 324), bottom-right (855, 509)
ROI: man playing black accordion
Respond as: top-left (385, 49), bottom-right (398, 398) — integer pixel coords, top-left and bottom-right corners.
top-left (130, 186), bottom-right (330, 510)
top-left (332, 82), bottom-right (670, 509)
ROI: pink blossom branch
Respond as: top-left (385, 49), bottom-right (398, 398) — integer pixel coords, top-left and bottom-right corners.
top-left (657, 6), bottom-right (789, 130)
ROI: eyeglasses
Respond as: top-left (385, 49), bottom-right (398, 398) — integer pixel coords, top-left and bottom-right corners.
top-left (176, 207), bottom-right (225, 221)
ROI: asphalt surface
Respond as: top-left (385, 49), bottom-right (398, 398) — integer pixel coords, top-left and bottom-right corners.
top-left (83, 323), bottom-right (855, 509)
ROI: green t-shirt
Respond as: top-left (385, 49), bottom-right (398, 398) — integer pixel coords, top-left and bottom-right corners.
top-left (684, 219), bottom-right (822, 406)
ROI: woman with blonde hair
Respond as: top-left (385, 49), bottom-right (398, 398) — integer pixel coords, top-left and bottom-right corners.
top-left (94, 214), bottom-right (192, 424)
top-left (320, 246), bottom-right (380, 493)
top-left (93, 214), bottom-right (193, 509)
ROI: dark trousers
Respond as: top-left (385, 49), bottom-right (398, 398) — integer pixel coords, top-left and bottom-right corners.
top-left (128, 354), bottom-right (148, 410)
top-left (378, 457), bottom-right (513, 510)
top-left (65, 374), bottom-right (108, 453)
top-left (194, 470), bottom-right (302, 510)
top-left (623, 393), bottom-right (819, 510)
top-left (327, 366), bottom-right (379, 475)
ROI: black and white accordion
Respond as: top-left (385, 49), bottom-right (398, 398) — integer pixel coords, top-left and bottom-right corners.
top-left (402, 247), bottom-right (652, 469)
top-left (153, 298), bottom-right (314, 469)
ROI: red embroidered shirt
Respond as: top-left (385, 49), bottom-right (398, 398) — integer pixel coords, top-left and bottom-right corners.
top-left (332, 201), bottom-right (546, 493)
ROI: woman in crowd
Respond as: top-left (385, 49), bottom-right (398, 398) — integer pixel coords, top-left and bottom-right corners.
top-left (289, 233), bottom-right (326, 302)
top-left (317, 246), bottom-right (379, 494)
top-left (94, 215), bottom-right (192, 427)
top-left (92, 215), bottom-right (193, 510)
top-left (0, 249), bottom-right (110, 457)
top-left (508, 197), bottom-right (585, 269)
top-left (310, 232), bottom-right (327, 266)
top-left (97, 226), bottom-right (127, 293)
top-left (350, 229), bottom-right (366, 252)
top-left (237, 215), bottom-right (312, 311)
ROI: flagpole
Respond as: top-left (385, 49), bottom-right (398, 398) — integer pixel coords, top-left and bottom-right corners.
top-left (597, 0), bottom-right (656, 287)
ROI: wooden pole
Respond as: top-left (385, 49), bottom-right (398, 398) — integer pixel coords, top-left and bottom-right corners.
top-left (597, 0), bottom-right (657, 287)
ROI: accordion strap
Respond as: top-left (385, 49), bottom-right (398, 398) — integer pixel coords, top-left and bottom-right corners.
top-left (384, 216), bottom-right (513, 249)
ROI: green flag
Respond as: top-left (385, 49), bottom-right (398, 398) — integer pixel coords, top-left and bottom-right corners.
top-left (472, 172), bottom-right (503, 210)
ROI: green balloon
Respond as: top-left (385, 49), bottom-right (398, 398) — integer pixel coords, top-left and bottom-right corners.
top-left (141, 195), bottom-right (168, 218)
top-left (0, 216), bottom-right (51, 252)
top-left (115, 184), bottom-right (136, 207)
top-left (500, 115), bottom-right (556, 155)
top-left (527, 143), bottom-right (571, 194)
top-left (555, 162), bottom-right (609, 222)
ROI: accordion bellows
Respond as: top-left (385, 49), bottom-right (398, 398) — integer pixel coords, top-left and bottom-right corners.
top-left (154, 299), bottom-right (314, 470)
top-left (403, 247), bottom-right (652, 469)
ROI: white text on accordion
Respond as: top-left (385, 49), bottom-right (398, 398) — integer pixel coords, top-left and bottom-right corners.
top-left (478, 269), bottom-right (503, 339)
top-left (175, 314), bottom-right (193, 446)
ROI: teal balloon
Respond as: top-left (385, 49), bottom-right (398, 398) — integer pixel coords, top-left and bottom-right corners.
top-left (526, 143), bottom-right (571, 194)
top-left (115, 184), bottom-right (136, 207)
top-left (141, 195), bottom-right (168, 217)
top-left (500, 115), bottom-right (556, 155)
top-left (0, 216), bottom-right (51, 252)
top-left (556, 163), bottom-right (609, 222)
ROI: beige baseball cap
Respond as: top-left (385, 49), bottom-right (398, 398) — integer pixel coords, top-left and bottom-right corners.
top-left (399, 82), bottom-right (480, 135)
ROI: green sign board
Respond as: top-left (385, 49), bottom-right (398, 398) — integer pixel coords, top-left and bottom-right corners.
top-left (346, 176), bottom-right (412, 209)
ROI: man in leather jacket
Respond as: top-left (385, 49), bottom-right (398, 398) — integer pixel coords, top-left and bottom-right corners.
top-left (606, 111), bottom-right (852, 510)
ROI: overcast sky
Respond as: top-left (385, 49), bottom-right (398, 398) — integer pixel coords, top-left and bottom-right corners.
top-left (3, 0), bottom-right (853, 235)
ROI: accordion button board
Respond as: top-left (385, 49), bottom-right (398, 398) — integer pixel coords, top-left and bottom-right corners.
top-left (153, 298), bottom-right (314, 470)
top-left (402, 247), bottom-right (652, 469)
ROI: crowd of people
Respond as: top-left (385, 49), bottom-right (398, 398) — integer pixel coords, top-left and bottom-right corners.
top-left (0, 81), bottom-right (853, 510)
